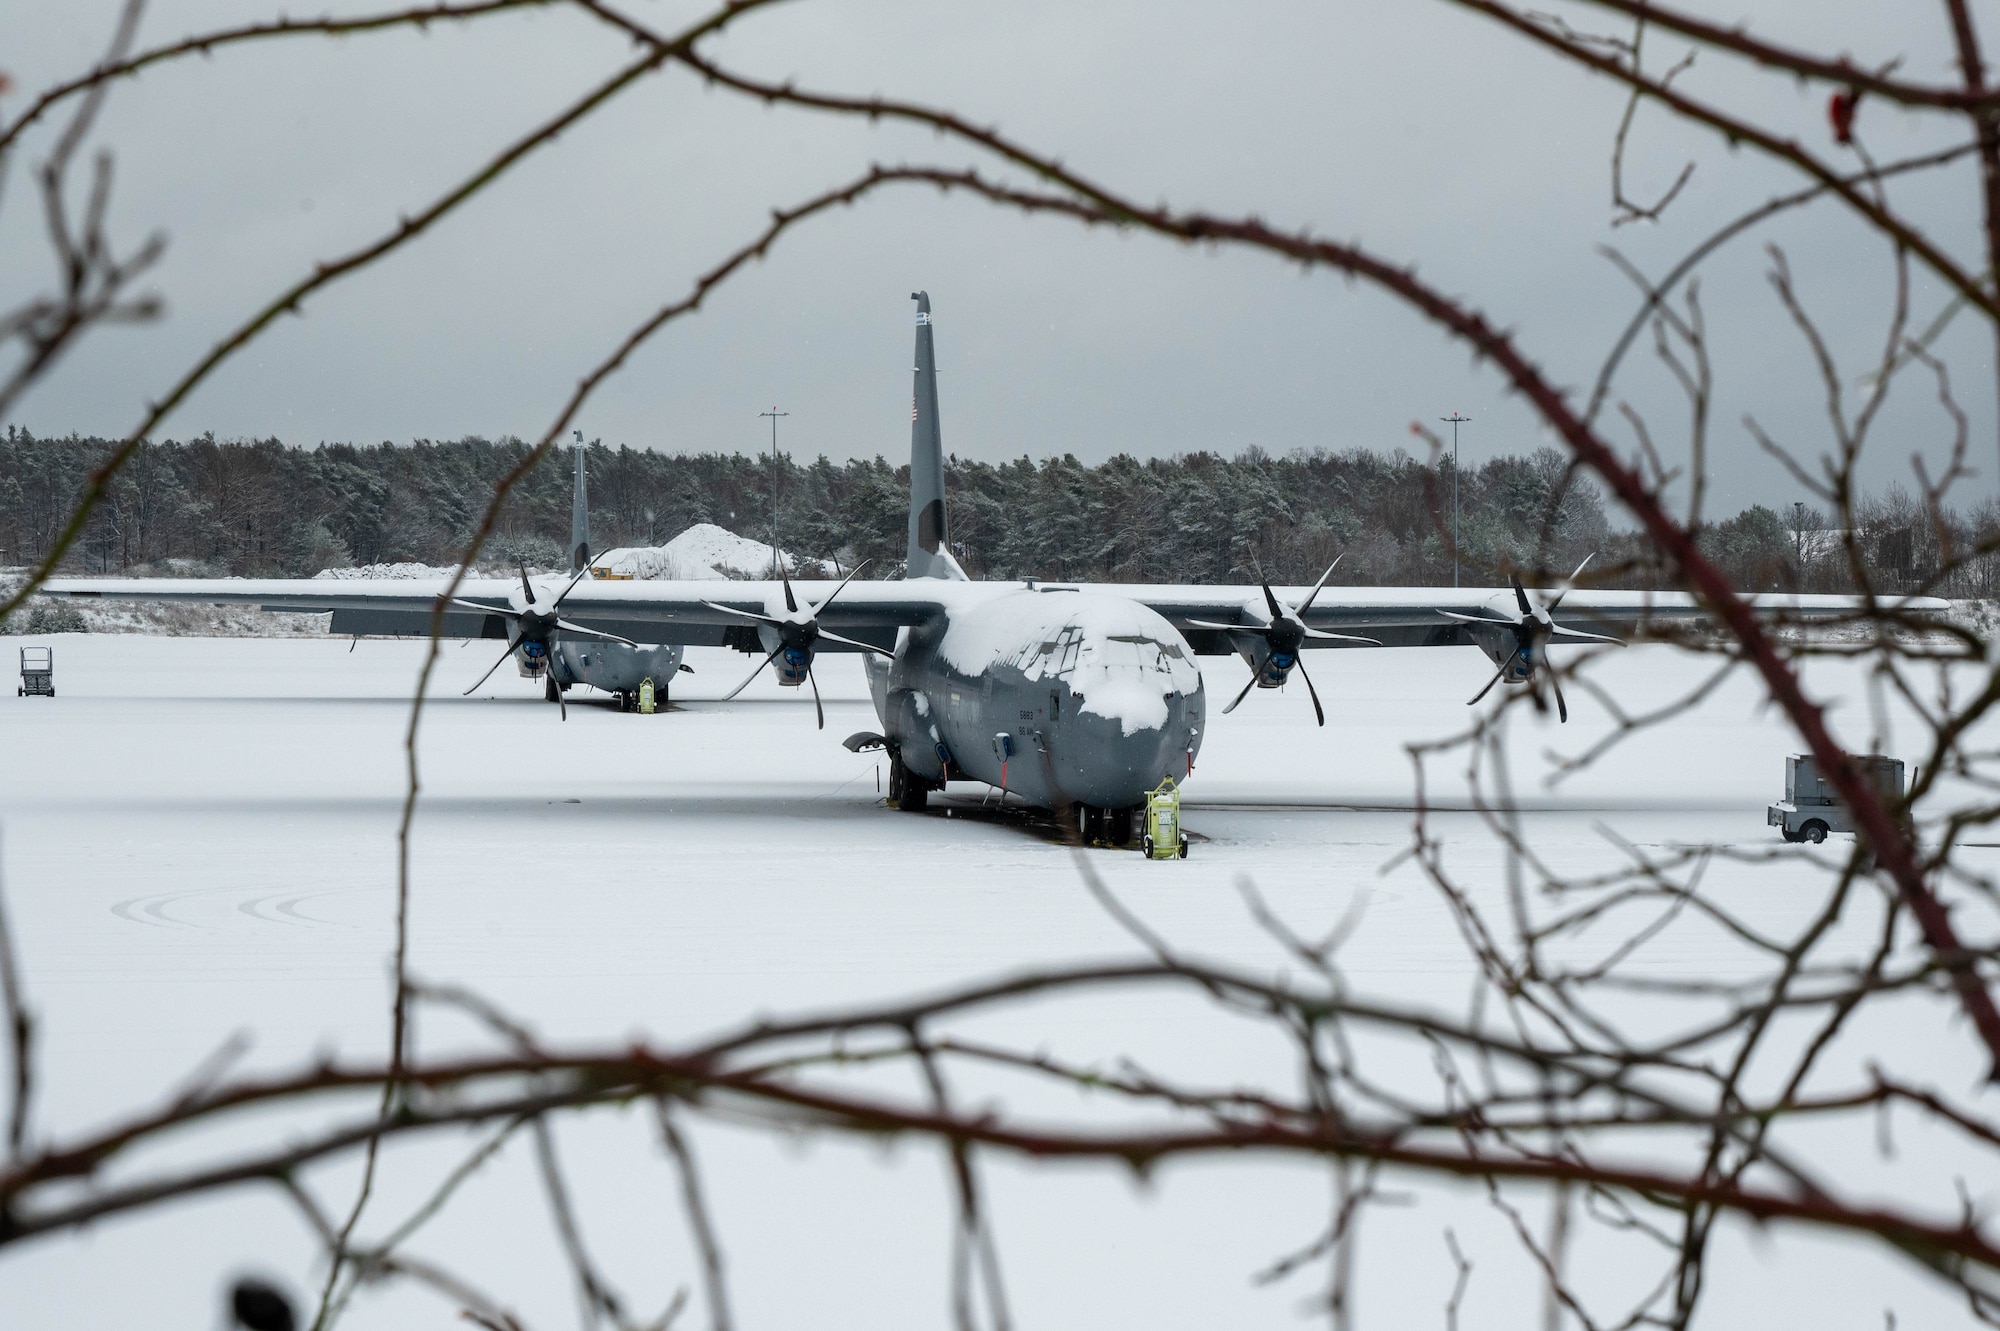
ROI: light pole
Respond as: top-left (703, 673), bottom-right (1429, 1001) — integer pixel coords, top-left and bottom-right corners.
top-left (1793, 501), bottom-right (1806, 581)
top-left (1442, 412), bottom-right (1470, 587)
top-left (759, 406), bottom-right (789, 577)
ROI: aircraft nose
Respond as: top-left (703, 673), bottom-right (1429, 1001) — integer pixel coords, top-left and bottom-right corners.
top-left (1055, 694), bottom-right (1199, 808)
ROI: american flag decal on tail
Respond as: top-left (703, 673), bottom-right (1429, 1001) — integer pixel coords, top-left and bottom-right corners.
top-left (912, 399), bottom-right (918, 421)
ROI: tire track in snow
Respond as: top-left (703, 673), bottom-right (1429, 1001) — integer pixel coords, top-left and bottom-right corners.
top-left (113, 885), bottom-right (363, 928)
top-left (111, 886), bottom-right (241, 928)
top-left (238, 890), bottom-right (359, 927)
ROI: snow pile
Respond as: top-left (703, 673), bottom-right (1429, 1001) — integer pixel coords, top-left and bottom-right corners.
top-left (3, 597), bottom-right (330, 638)
top-left (315, 563), bottom-right (467, 580)
top-left (599, 524), bottom-right (833, 580)
top-left (592, 545), bottom-right (680, 580)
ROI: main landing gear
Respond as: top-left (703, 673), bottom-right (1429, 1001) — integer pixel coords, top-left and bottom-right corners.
top-left (887, 750), bottom-right (935, 812)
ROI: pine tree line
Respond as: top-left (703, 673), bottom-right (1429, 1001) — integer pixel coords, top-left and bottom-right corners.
top-left (3, 428), bottom-right (1994, 596)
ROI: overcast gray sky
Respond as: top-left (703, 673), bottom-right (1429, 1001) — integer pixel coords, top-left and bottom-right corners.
top-left (2, 1), bottom-right (1987, 517)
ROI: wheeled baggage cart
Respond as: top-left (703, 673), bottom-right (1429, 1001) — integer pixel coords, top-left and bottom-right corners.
top-left (18, 647), bottom-right (53, 698)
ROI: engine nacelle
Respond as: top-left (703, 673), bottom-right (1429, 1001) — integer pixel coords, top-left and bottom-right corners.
top-left (514, 638), bottom-right (550, 678)
top-left (1234, 635), bottom-right (1297, 690)
top-left (776, 644), bottom-right (811, 688)
top-left (753, 623), bottom-right (815, 688)
top-left (1463, 623), bottom-right (1536, 683)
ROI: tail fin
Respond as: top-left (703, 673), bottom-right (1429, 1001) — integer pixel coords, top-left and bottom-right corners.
top-left (569, 431), bottom-right (591, 572)
top-left (905, 291), bottom-right (966, 580)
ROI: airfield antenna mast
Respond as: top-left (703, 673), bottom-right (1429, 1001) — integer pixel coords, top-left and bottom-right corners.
top-left (760, 406), bottom-right (790, 578)
top-left (1442, 412), bottom-right (1470, 588)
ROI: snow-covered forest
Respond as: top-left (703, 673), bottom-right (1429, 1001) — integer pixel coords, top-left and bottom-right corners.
top-left (3, 428), bottom-right (1992, 594)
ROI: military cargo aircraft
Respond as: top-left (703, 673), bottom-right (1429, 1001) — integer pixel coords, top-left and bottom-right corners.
top-left (546, 437), bottom-right (688, 714)
top-left (41, 291), bottom-right (1898, 840)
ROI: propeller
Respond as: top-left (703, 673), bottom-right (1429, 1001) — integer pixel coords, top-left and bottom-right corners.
top-left (1187, 558), bottom-right (1378, 727)
top-left (703, 559), bottom-right (893, 729)
top-left (455, 556), bottom-right (637, 719)
top-left (1440, 556), bottom-right (1621, 722)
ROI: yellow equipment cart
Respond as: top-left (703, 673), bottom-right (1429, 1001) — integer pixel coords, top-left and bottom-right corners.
top-left (1141, 777), bottom-right (1189, 859)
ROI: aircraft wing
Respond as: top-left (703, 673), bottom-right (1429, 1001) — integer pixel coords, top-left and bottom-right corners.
top-left (33, 576), bottom-right (970, 649)
top-left (1091, 583), bottom-right (1937, 652)
top-left (35, 575), bottom-right (1938, 654)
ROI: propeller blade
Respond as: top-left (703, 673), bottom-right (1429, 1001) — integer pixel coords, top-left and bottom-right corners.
top-left (462, 636), bottom-right (522, 696)
top-left (1221, 672), bottom-right (1259, 715)
top-left (1260, 582), bottom-right (1285, 624)
top-left (817, 629), bottom-right (896, 658)
top-left (700, 600), bottom-right (786, 627)
top-left (1186, 618), bottom-right (1263, 635)
top-left (448, 597), bottom-right (512, 618)
top-left (558, 679), bottom-right (567, 722)
top-left (1302, 628), bottom-right (1381, 644)
top-left (1294, 556), bottom-right (1343, 616)
top-left (552, 551), bottom-right (604, 609)
top-left (779, 560), bottom-right (798, 615)
top-left (1549, 669), bottom-right (1568, 723)
top-left (1510, 575), bottom-right (1533, 618)
top-left (1544, 554), bottom-right (1595, 613)
top-left (810, 559), bottom-right (873, 616)
top-left (554, 618), bottom-right (639, 648)
top-left (1438, 609), bottom-right (1517, 627)
top-left (1550, 625), bottom-right (1624, 645)
top-left (1295, 655), bottom-right (1326, 727)
top-left (808, 661), bottom-right (824, 730)
top-left (720, 646), bottom-right (783, 702)
top-left (519, 561), bottom-right (535, 604)
top-left (1467, 656), bottom-right (1510, 707)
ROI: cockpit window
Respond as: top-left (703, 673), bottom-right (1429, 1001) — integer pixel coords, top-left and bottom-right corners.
top-left (1037, 625), bottom-right (1085, 676)
top-left (1100, 634), bottom-right (1187, 672)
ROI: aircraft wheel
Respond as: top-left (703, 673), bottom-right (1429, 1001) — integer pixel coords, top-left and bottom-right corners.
top-left (1112, 807), bottom-right (1134, 846)
top-left (1802, 820), bottom-right (1830, 845)
top-left (890, 753), bottom-right (927, 811)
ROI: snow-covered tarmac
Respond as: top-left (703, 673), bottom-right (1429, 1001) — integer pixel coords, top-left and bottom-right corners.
top-left (0, 633), bottom-right (1991, 1328)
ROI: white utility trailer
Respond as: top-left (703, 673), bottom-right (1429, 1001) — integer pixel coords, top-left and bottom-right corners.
top-left (1768, 753), bottom-right (1906, 843)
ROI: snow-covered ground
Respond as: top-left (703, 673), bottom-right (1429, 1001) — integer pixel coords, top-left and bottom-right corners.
top-left (0, 634), bottom-right (1993, 1328)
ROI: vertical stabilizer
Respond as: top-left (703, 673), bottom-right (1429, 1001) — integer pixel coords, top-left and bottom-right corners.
top-left (905, 291), bottom-right (965, 580)
top-left (570, 431), bottom-right (591, 572)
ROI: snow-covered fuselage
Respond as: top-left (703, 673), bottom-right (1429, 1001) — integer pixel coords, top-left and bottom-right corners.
top-left (867, 591), bottom-right (1206, 810)
top-left (551, 641), bottom-right (686, 696)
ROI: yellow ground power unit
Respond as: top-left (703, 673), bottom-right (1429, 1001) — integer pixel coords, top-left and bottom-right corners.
top-left (1141, 777), bottom-right (1189, 859)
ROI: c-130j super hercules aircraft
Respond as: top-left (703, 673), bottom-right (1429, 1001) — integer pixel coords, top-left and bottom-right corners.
top-left (43, 292), bottom-right (1888, 842)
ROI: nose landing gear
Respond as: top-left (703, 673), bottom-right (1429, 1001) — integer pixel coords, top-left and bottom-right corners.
top-left (1075, 803), bottom-right (1136, 847)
